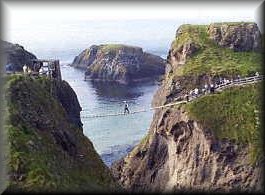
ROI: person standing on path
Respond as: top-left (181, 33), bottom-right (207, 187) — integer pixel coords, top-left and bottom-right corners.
top-left (194, 88), bottom-right (199, 97)
top-left (185, 93), bottom-right (190, 102)
top-left (23, 64), bottom-right (28, 75)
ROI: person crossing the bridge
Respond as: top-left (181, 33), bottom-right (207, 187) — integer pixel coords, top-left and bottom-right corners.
top-left (124, 101), bottom-right (130, 114)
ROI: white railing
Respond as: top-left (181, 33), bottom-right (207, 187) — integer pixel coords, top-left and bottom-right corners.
top-left (215, 75), bottom-right (263, 91)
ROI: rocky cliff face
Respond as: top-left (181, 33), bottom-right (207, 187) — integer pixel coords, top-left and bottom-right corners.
top-left (54, 81), bottom-right (83, 128)
top-left (207, 23), bottom-right (262, 52)
top-left (4, 76), bottom-right (119, 193)
top-left (71, 44), bottom-right (165, 84)
top-left (111, 22), bottom-right (263, 193)
top-left (2, 41), bottom-right (37, 71)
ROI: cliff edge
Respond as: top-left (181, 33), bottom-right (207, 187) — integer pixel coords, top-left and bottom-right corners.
top-left (111, 22), bottom-right (264, 193)
top-left (4, 75), bottom-right (119, 193)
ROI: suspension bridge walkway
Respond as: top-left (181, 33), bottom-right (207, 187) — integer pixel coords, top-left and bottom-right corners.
top-left (80, 75), bottom-right (263, 119)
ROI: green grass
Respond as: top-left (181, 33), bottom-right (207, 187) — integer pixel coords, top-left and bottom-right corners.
top-left (99, 44), bottom-right (138, 53)
top-left (4, 75), bottom-right (118, 192)
top-left (172, 24), bottom-right (209, 49)
top-left (185, 83), bottom-right (263, 163)
top-left (211, 22), bottom-right (255, 26)
top-left (171, 24), bottom-right (262, 79)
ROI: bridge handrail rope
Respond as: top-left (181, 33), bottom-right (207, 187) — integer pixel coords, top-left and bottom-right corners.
top-left (81, 75), bottom-right (263, 119)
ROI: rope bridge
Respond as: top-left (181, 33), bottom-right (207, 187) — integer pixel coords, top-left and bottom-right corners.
top-left (81, 75), bottom-right (263, 119)
top-left (81, 100), bottom-right (187, 119)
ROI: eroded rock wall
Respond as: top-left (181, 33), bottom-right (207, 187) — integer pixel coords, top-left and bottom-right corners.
top-left (207, 23), bottom-right (262, 52)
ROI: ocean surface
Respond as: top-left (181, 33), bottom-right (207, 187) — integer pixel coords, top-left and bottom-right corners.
top-left (60, 65), bottom-right (162, 166)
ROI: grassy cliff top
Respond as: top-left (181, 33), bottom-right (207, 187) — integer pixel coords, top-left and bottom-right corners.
top-left (185, 82), bottom-right (263, 163)
top-left (209, 21), bottom-right (256, 26)
top-left (99, 44), bottom-right (142, 53)
top-left (171, 23), bottom-right (262, 78)
top-left (4, 75), bottom-right (118, 193)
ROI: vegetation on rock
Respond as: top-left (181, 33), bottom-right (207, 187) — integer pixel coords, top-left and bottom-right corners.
top-left (4, 75), bottom-right (118, 193)
top-left (186, 83), bottom-right (263, 163)
top-left (170, 23), bottom-right (262, 79)
top-left (111, 22), bottom-right (263, 193)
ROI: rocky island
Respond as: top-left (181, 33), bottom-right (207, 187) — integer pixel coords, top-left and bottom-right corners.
top-left (111, 22), bottom-right (263, 193)
top-left (71, 44), bottom-right (166, 84)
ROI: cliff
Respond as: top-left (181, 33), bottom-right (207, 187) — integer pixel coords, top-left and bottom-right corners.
top-left (2, 41), bottom-right (37, 72)
top-left (4, 75), bottom-right (119, 193)
top-left (111, 22), bottom-right (264, 193)
top-left (207, 22), bottom-right (262, 52)
top-left (71, 44), bottom-right (166, 84)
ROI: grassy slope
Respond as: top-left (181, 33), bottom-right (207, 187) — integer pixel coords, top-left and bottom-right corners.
top-left (171, 23), bottom-right (263, 163)
top-left (172, 24), bottom-right (262, 78)
top-left (4, 75), bottom-right (117, 193)
top-left (185, 83), bottom-right (263, 163)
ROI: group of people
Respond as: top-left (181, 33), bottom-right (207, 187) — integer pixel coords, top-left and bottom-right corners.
top-left (186, 83), bottom-right (216, 102)
top-left (23, 64), bottom-right (33, 75)
top-left (22, 64), bottom-right (53, 77)
top-left (185, 72), bottom-right (261, 102)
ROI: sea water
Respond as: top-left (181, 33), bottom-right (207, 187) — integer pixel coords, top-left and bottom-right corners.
top-left (60, 66), bottom-right (162, 166)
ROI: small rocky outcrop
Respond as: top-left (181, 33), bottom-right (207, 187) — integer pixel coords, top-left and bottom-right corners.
top-left (71, 44), bottom-right (166, 84)
top-left (207, 23), bottom-right (262, 52)
top-left (2, 40), bottom-right (37, 71)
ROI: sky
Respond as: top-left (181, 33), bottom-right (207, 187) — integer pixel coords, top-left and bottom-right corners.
top-left (3, 1), bottom-right (263, 24)
top-left (2, 1), bottom-right (263, 62)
